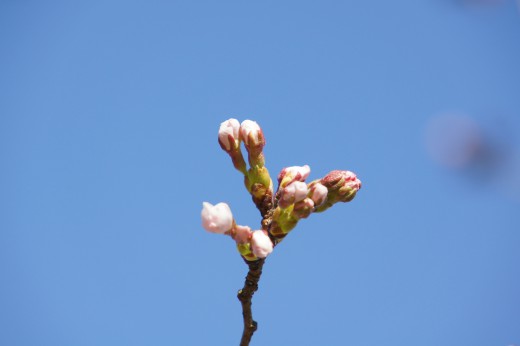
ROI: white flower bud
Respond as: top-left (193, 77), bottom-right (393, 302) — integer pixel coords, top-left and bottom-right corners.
top-left (218, 118), bottom-right (240, 152)
top-left (201, 202), bottom-right (233, 234)
top-left (240, 120), bottom-right (262, 147)
top-left (250, 230), bottom-right (273, 258)
top-left (309, 182), bottom-right (328, 207)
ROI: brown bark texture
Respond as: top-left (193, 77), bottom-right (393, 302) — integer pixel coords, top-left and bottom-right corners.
top-left (237, 258), bottom-right (265, 346)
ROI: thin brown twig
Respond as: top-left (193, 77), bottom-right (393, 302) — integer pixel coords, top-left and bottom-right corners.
top-left (237, 192), bottom-right (273, 346)
top-left (237, 258), bottom-right (265, 346)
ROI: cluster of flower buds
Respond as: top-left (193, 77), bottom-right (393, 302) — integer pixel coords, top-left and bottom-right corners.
top-left (269, 166), bottom-right (361, 244)
top-left (203, 118), bottom-right (361, 260)
top-left (218, 119), bottom-right (273, 214)
top-left (270, 165), bottom-right (311, 242)
top-left (201, 202), bottom-right (273, 260)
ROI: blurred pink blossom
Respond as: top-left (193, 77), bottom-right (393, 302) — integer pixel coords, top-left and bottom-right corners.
top-left (425, 113), bottom-right (481, 169)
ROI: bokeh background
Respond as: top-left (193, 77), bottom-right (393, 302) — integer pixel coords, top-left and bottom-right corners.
top-left (1, 1), bottom-right (519, 345)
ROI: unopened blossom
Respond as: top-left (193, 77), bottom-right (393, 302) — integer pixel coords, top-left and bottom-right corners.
top-left (277, 165), bottom-right (310, 188)
top-left (240, 120), bottom-right (265, 150)
top-left (321, 170), bottom-right (358, 187)
top-left (218, 118), bottom-right (241, 152)
top-left (308, 182), bottom-right (328, 207)
top-left (315, 170), bottom-right (362, 212)
top-left (321, 170), bottom-right (362, 201)
top-left (233, 224), bottom-right (253, 244)
top-left (250, 230), bottom-right (273, 258)
top-left (218, 119), bottom-right (247, 173)
top-left (279, 181), bottom-right (308, 209)
top-left (201, 202), bottom-right (234, 234)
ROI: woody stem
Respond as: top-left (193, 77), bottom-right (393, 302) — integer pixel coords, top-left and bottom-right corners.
top-left (237, 258), bottom-right (265, 346)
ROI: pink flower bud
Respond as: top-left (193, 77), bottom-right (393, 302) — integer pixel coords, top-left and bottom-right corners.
top-left (343, 178), bottom-right (362, 192)
top-left (218, 118), bottom-right (241, 152)
top-left (309, 182), bottom-right (328, 207)
top-left (233, 224), bottom-right (253, 244)
top-left (250, 230), bottom-right (273, 258)
top-left (240, 120), bottom-right (265, 149)
top-left (277, 165), bottom-right (311, 187)
top-left (318, 170), bottom-right (362, 207)
top-left (201, 202), bottom-right (233, 234)
top-left (321, 170), bottom-right (360, 189)
top-left (279, 181), bottom-right (308, 208)
top-left (292, 181), bottom-right (308, 202)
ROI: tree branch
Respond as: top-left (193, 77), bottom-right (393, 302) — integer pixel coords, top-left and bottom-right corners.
top-left (237, 182), bottom-right (272, 345)
top-left (237, 258), bottom-right (265, 346)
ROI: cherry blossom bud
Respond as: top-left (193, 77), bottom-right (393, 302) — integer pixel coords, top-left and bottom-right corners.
top-left (218, 119), bottom-right (247, 173)
top-left (338, 178), bottom-right (362, 198)
top-left (292, 198), bottom-right (315, 219)
top-left (240, 120), bottom-right (265, 150)
top-left (277, 165), bottom-right (310, 188)
top-left (293, 181), bottom-right (308, 202)
top-left (321, 170), bottom-right (361, 201)
top-left (321, 170), bottom-right (359, 189)
top-left (315, 170), bottom-right (362, 212)
top-left (218, 118), bottom-right (241, 152)
top-left (232, 224), bottom-right (253, 244)
top-left (201, 202), bottom-right (233, 234)
top-left (278, 181), bottom-right (308, 209)
top-left (308, 182), bottom-right (328, 207)
top-left (250, 230), bottom-right (273, 258)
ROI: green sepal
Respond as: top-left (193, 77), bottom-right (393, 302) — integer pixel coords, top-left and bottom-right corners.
top-left (237, 243), bottom-right (258, 262)
top-left (244, 165), bottom-right (272, 197)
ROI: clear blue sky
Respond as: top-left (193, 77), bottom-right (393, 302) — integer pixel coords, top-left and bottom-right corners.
top-left (1, 1), bottom-right (519, 345)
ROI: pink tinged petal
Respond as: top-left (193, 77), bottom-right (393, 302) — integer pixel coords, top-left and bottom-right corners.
top-left (277, 165), bottom-right (311, 185)
top-left (201, 202), bottom-right (234, 234)
top-left (233, 225), bottom-right (253, 244)
top-left (278, 181), bottom-right (307, 208)
top-left (278, 183), bottom-right (296, 209)
top-left (346, 178), bottom-right (362, 191)
top-left (309, 183), bottom-right (328, 207)
top-left (240, 120), bottom-right (262, 146)
top-left (299, 165), bottom-right (311, 181)
top-left (218, 118), bottom-right (240, 151)
top-left (292, 181), bottom-right (308, 202)
top-left (250, 230), bottom-right (273, 258)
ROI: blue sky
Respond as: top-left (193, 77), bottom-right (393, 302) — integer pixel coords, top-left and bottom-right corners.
top-left (1, 1), bottom-right (519, 345)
